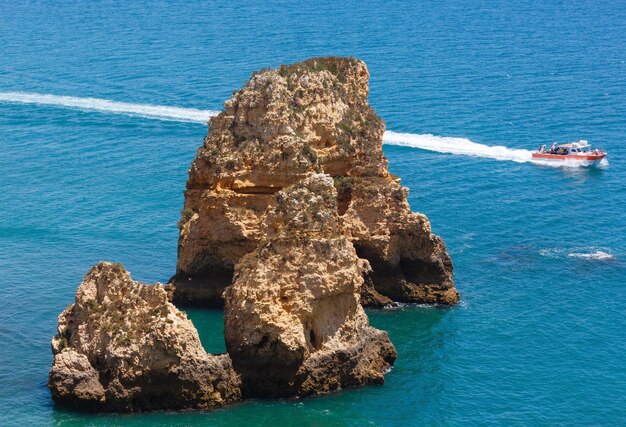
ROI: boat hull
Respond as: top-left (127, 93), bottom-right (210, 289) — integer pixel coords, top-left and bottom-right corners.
top-left (531, 153), bottom-right (606, 167)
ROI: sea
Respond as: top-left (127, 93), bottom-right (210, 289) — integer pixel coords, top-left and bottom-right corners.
top-left (1, 1), bottom-right (625, 425)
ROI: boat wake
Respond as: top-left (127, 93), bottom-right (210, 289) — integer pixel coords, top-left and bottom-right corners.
top-left (567, 251), bottom-right (615, 261)
top-left (0, 91), bottom-right (217, 123)
top-left (0, 91), bottom-right (607, 168)
top-left (383, 131), bottom-right (533, 163)
top-left (540, 247), bottom-right (616, 262)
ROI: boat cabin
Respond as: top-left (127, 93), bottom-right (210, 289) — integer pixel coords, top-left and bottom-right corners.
top-left (538, 140), bottom-right (594, 155)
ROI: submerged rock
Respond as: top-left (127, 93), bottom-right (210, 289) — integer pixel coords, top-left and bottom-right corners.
top-left (48, 262), bottom-right (241, 411)
top-left (224, 174), bottom-right (396, 397)
top-left (173, 56), bottom-right (458, 306)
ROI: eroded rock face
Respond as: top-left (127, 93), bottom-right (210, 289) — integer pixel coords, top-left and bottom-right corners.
top-left (224, 174), bottom-right (396, 397)
top-left (174, 56), bottom-right (458, 306)
top-left (48, 262), bottom-right (241, 411)
top-left (339, 176), bottom-right (458, 305)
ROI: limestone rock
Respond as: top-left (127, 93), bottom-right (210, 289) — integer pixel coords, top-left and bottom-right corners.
top-left (338, 176), bottom-right (458, 305)
top-left (173, 56), bottom-right (458, 306)
top-left (224, 174), bottom-right (396, 397)
top-left (48, 262), bottom-right (241, 411)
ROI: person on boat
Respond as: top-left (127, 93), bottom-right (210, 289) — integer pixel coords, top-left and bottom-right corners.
top-left (550, 143), bottom-right (557, 154)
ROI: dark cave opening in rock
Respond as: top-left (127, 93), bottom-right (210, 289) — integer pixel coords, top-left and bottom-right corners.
top-left (399, 257), bottom-right (443, 284)
top-left (309, 329), bottom-right (318, 348)
top-left (336, 185), bottom-right (352, 216)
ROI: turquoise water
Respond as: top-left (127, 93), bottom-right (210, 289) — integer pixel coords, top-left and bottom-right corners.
top-left (1, 1), bottom-right (626, 425)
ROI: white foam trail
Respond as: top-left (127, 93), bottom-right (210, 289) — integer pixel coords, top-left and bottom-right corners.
top-left (541, 248), bottom-right (616, 261)
top-left (568, 251), bottom-right (615, 261)
top-left (0, 91), bottom-right (218, 123)
top-left (383, 131), bottom-right (533, 163)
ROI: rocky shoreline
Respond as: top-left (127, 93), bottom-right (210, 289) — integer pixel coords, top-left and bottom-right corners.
top-left (49, 57), bottom-right (458, 411)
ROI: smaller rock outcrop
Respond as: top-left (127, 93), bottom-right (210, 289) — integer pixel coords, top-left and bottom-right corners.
top-left (338, 176), bottom-right (458, 305)
top-left (49, 262), bottom-right (241, 411)
top-left (224, 174), bottom-right (397, 397)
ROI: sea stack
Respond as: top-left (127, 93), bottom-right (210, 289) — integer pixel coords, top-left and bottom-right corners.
top-left (48, 262), bottom-right (241, 411)
top-left (173, 56), bottom-right (458, 307)
top-left (224, 174), bottom-right (396, 397)
top-left (49, 57), bottom-right (458, 412)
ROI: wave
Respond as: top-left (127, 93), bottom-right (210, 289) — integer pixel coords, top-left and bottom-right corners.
top-left (0, 91), bottom-right (218, 123)
top-left (540, 247), bottom-right (615, 262)
top-left (568, 251), bottom-right (615, 261)
top-left (0, 92), bottom-right (605, 168)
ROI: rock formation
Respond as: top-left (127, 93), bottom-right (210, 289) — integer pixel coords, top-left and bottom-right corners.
top-left (49, 56), bottom-right (458, 413)
top-left (224, 174), bottom-right (396, 397)
top-left (173, 56), bottom-right (458, 307)
top-left (49, 262), bottom-right (241, 411)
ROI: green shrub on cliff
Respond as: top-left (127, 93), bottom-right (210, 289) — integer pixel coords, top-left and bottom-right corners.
top-left (333, 176), bottom-right (356, 193)
top-left (178, 208), bottom-right (195, 230)
top-left (277, 57), bottom-right (360, 84)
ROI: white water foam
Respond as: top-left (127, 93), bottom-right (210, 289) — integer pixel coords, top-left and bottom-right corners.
top-left (0, 91), bottom-right (606, 168)
top-left (540, 247), bottom-right (615, 261)
top-left (0, 91), bottom-right (218, 123)
top-left (568, 251), bottom-right (615, 261)
top-left (383, 131), bottom-right (533, 163)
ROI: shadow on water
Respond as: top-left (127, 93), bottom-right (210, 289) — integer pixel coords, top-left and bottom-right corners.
top-left (556, 163), bottom-right (608, 182)
top-left (366, 305), bottom-right (459, 424)
top-left (182, 308), bottom-right (227, 354)
top-left (367, 305), bottom-right (455, 370)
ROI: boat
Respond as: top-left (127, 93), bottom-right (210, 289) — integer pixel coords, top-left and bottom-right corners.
top-left (532, 140), bottom-right (606, 167)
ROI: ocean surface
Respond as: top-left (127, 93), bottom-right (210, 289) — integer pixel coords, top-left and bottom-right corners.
top-left (1, 1), bottom-right (625, 425)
